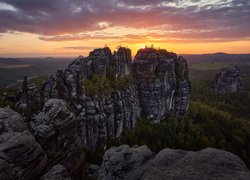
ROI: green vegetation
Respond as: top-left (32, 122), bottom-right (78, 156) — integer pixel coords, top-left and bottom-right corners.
top-left (108, 101), bottom-right (250, 168)
top-left (83, 70), bottom-right (134, 97)
top-left (0, 64), bottom-right (33, 69)
top-left (0, 76), bottom-right (46, 109)
top-left (191, 80), bottom-right (250, 119)
top-left (0, 87), bottom-right (16, 108)
top-left (28, 76), bottom-right (47, 88)
top-left (84, 62), bottom-right (250, 169)
top-left (105, 62), bottom-right (250, 168)
top-left (83, 74), bottom-right (115, 97)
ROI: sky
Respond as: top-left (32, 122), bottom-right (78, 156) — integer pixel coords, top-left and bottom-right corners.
top-left (0, 0), bottom-right (250, 57)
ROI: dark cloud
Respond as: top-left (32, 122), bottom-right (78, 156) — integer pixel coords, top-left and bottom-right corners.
top-left (0, 0), bottom-right (249, 41)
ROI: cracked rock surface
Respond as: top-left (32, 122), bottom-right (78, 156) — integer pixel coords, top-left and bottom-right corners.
top-left (96, 145), bottom-right (250, 180)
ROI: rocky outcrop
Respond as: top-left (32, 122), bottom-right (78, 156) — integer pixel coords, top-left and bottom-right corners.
top-left (95, 145), bottom-right (250, 180)
top-left (13, 47), bottom-right (190, 150)
top-left (30, 99), bottom-right (84, 175)
top-left (97, 145), bottom-right (154, 180)
top-left (133, 48), bottom-right (191, 122)
top-left (77, 83), bottom-right (141, 150)
top-left (0, 100), bottom-right (85, 179)
top-left (114, 47), bottom-right (132, 77)
top-left (215, 66), bottom-right (243, 94)
top-left (35, 47), bottom-right (141, 149)
top-left (0, 107), bottom-right (47, 179)
top-left (15, 76), bottom-right (41, 115)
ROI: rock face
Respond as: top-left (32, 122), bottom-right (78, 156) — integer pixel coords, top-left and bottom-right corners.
top-left (215, 66), bottom-right (243, 94)
top-left (133, 48), bottom-right (191, 122)
top-left (96, 145), bottom-right (250, 180)
top-left (115, 47), bottom-right (132, 77)
top-left (0, 101), bottom-right (85, 179)
top-left (98, 145), bottom-right (154, 180)
top-left (0, 107), bottom-right (47, 180)
top-left (30, 99), bottom-right (84, 175)
top-left (13, 47), bottom-right (191, 150)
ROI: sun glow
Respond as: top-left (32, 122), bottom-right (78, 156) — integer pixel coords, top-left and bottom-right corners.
top-left (1, 31), bottom-right (250, 57)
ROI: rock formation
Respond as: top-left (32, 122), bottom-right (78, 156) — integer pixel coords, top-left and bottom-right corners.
top-left (30, 99), bottom-right (85, 175)
top-left (12, 47), bottom-right (191, 150)
top-left (0, 99), bottom-right (85, 179)
top-left (95, 145), bottom-right (250, 180)
top-left (133, 48), bottom-right (191, 122)
top-left (40, 164), bottom-right (72, 180)
top-left (114, 47), bottom-right (132, 77)
top-left (0, 107), bottom-right (47, 179)
top-left (2, 47), bottom-right (250, 179)
top-left (15, 76), bottom-right (41, 115)
top-left (215, 66), bottom-right (243, 94)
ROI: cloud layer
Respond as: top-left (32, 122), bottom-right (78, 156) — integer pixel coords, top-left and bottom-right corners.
top-left (0, 0), bottom-right (249, 42)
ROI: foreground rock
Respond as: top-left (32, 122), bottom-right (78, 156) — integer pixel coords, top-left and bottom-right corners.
top-left (0, 107), bottom-right (47, 179)
top-left (96, 145), bottom-right (250, 180)
top-left (215, 66), bottom-right (243, 94)
top-left (40, 164), bottom-right (72, 180)
top-left (0, 100), bottom-right (85, 179)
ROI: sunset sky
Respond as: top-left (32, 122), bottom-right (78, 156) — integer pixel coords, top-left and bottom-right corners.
top-left (0, 0), bottom-right (250, 57)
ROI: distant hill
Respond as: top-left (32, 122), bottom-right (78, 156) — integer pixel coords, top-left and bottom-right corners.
top-left (0, 57), bottom-right (72, 87)
top-left (182, 53), bottom-right (250, 63)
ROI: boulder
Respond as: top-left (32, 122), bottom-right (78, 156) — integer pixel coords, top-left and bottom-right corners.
top-left (98, 145), bottom-right (154, 180)
top-left (215, 66), bottom-right (243, 94)
top-left (40, 164), bottom-right (72, 180)
top-left (97, 145), bottom-right (250, 180)
top-left (142, 148), bottom-right (250, 180)
top-left (0, 107), bottom-right (47, 179)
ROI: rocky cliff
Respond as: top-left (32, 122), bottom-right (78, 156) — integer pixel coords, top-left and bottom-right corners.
top-left (0, 99), bottom-right (84, 179)
top-left (133, 48), bottom-right (190, 122)
top-left (93, 145), bottom-right (250, 180)
top-left (215, 66), bottom-right (243, 94)
top-left (14, 47), bottom-right (191, 150)
top-left (0, 107), bottom-right (47, 179)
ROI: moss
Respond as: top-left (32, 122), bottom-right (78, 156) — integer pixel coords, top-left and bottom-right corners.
top-left (83, 72), bottom-right (135, 97)
top-left (30, 76), bottom-right (47, 88)
top-left (83, 74), bottom-right (115, 97)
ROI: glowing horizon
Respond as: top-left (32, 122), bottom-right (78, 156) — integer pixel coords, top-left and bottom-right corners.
top-left (0, 0), bottom-right (250, 57)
